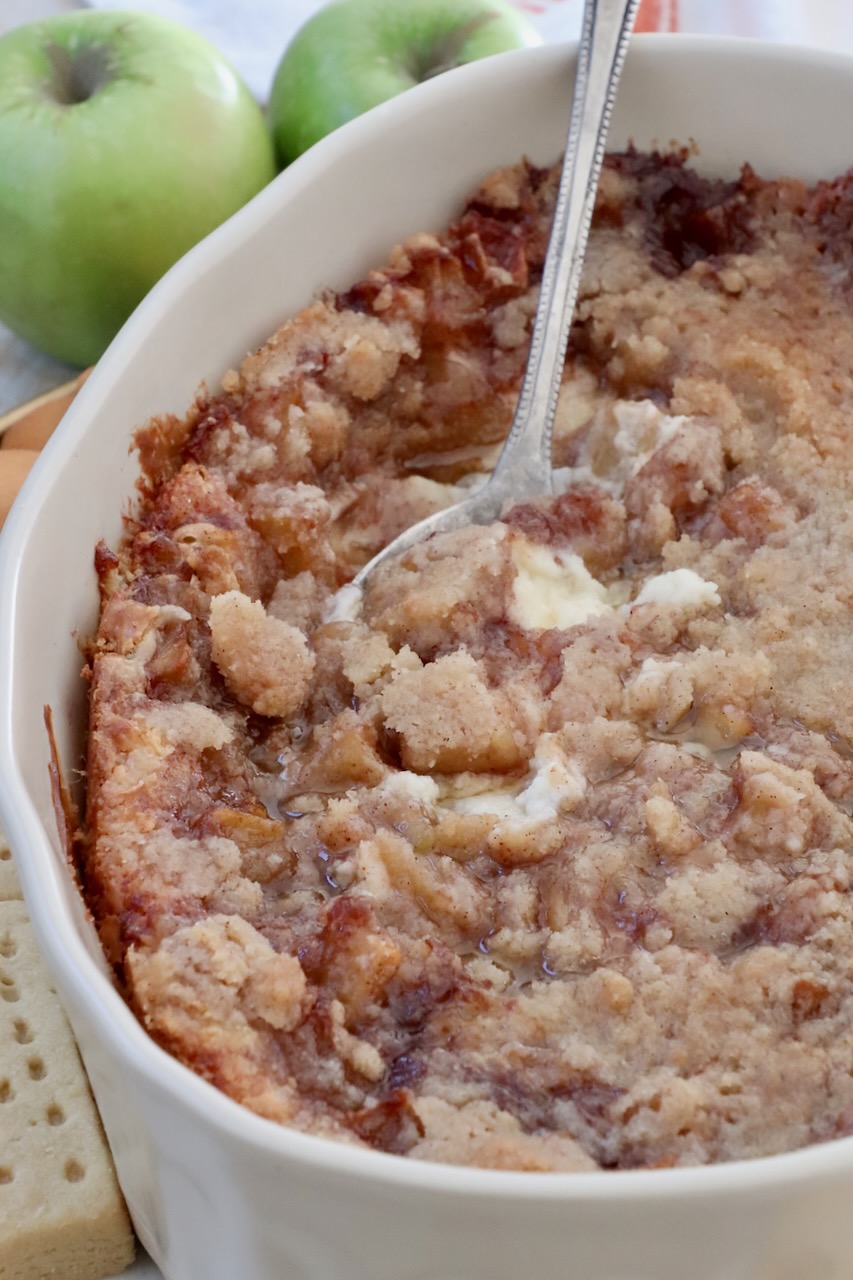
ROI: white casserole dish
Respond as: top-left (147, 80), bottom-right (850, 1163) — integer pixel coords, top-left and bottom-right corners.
top-left (0, 36), bottom-right (851, 1280)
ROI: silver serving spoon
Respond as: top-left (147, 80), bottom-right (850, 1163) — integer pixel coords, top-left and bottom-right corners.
top-left (347, 0), bottom-right (639, 602)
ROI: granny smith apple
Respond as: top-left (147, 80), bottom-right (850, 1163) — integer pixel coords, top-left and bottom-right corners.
top-left (269, 0), bottom-right (541, 167)
top-left (0, 11), bottom-right (276, 368)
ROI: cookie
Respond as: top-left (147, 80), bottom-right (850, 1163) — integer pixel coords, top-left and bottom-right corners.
top-left (0, 890), bottom-right (134, 1279)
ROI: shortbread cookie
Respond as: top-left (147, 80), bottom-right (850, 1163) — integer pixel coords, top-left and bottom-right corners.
top-left (0, 833), bottom-right (21, 902)
top-left (0, 897), bottom-right (134, 1280)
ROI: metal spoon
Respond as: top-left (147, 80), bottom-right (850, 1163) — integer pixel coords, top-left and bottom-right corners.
top-left (347, 0), bottom-right (640, 601)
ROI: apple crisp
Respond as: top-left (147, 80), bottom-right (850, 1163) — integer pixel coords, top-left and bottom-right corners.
top-left (83, 150), bottom-right (852, 1171)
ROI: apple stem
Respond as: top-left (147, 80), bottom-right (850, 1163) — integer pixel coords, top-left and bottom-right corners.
top-left (46, 42), bottom-right (115, 106)
top-left (413, 12), bottom-right (497, 83)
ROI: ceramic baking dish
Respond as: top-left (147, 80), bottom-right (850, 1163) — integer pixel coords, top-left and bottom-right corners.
top-left (0, 37), bottom-right (850, 1280)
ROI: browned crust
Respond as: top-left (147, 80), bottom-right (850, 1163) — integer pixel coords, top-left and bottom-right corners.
top-left (78, 151), bottom-right (853, 1171)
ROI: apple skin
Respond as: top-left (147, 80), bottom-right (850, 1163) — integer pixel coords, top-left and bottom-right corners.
top-left (269, 0), bottom-right (541, 168)
top-left (0, 11), bottom-right (276, 368)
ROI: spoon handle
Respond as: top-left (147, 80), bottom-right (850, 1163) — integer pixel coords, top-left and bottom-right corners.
top-left (349, 2), bottom-right (639, 594)
top-left (486, 0), bottom-right (640, 505)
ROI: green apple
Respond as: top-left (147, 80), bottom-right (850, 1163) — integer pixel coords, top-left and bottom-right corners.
top-left (269, 0), bottom-right (541, 168)
top-left (0, 11), bottom-right (276, 368)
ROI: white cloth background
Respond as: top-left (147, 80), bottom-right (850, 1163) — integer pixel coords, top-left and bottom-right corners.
top-left (83, 0), bottom-right (853, 102)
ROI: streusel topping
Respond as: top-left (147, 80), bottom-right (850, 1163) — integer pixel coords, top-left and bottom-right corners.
top-left (84, 151), bottom-right (852, 1170)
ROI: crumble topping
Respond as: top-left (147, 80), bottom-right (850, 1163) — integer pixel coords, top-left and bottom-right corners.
top-left (83, 150), bottom-right (852, 1171)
